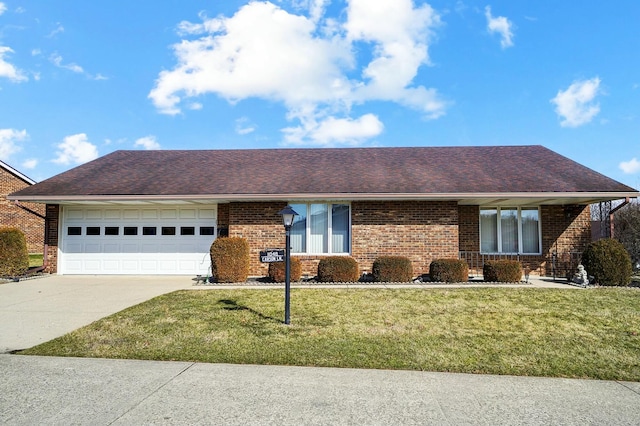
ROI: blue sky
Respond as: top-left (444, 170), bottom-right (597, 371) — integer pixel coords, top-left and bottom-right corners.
top-left (0, 1), bottom-right (639, 189)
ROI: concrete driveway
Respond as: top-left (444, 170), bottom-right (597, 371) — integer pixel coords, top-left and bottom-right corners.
top-left (0, 275), bottom-right (193, 353)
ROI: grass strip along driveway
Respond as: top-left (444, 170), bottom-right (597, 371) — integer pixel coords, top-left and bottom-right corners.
top-left (22, 288), bottom-right (640, 381)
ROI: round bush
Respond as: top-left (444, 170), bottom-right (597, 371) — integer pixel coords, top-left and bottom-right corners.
top-left (483, 260), bottom-right (522, 282)
top-left (317, 256), bottom-right (359, 282)
top-left (210, 237), bottom-right (250, 283)
top-left (0, 227), bottom-right (29, 277)
top-left (372, 256), bottom-right (413, 282)
top-left (268, 258), bottom-right (302, 283)
top-left (429, 259), bottom-right (469, 282)
top-left (581, 239), bottom-right (632, 286)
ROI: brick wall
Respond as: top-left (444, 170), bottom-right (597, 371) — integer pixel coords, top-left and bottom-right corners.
top-left (228, 202), bottom-right (288, 277)
top-left (44, 204), bottom-right (59, 273)
top-left (351, 201), bottom-right (459, 276)
top-left (227, 200), bottom-right (460, 278)
top-left (458, 204), bottom-right (592, 276)
top-left (0, 167), bottom-right (44, 253)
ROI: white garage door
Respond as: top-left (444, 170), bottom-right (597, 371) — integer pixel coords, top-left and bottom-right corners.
top-left (60, 206), bottom-right (217, 275)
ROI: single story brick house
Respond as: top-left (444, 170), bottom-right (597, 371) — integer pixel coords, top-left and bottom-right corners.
top-left (1, 160), bottom-right (45, 253)
top-left (8, 146), bottom-right (639, 278)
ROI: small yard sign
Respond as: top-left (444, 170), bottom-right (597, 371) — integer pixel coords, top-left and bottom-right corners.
top-left (260, 249), bottom-right (285, 263)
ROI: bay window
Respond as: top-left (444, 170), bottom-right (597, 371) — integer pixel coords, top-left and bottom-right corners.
top-left (480, 207), bottom-right (540, 254)
top-left (289, 203), bottom-right (351, 254)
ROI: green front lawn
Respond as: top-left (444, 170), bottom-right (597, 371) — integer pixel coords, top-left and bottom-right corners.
top-left (21, 288), bottom-right (640, 381)
top-left (28, 253), bottom-right (43, 268)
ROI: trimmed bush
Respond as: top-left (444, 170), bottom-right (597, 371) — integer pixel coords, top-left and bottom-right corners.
top-left (209, 237), bottom-right (250, 283)
top-left (483, 260), bottom-right (523, 282)
top-left (429, 259), bottom-right (469, 283)
top-left (372, 256), bottom-right (413, 282)
top-left (581, 239), bottom-right (632, 286)
top-left (317, 256), bottom-right (359, 282)
top-left (268, 258), bottom-right (302, 283)
top-left (0, 227), bottom-right (29, 277)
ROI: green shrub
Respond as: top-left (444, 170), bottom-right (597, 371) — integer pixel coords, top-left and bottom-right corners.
top-left (372, 256), bottom-right (413, 282)
top-left (581, 239), bottom-right (632, 286)
top-left (209, 237), bottom-right (250, 283)
top-left (0, 227), bottom-right (29, 277)
top-left (483, 260), bottom-right (523, 282)
top-left (268, 258), bottom-right (302, 283)
top-left (317, 256), bottom-right (359, 282)
top-left (429, 259), bottom-right (469, 282)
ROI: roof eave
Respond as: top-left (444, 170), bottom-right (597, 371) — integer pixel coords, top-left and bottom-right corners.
top-left (8, 191), bottom-right (639, 206)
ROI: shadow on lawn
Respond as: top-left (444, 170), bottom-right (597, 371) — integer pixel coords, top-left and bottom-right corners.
top-left (217, 299), bottom-right (282, 323)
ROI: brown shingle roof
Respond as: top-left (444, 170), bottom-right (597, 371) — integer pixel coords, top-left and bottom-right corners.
top-left (9, 146), bottom-right (638, 200)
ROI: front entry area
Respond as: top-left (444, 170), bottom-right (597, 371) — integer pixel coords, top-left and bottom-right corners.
top-left (59, 205), bottom-right (217, 275)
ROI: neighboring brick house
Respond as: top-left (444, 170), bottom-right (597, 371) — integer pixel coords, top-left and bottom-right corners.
top-left (0, 160), bottom-right (44, 253)
top-left (8, 146), bottom-right (639, 277)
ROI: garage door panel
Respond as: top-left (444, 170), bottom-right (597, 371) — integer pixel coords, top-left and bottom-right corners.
top-left (122, 243), bottom-right (139, 252)
top-left (61, 206), bottom-right (217, 275)
top-left (103, 243), bottom-right (120, 253)
top-left (66, 243), bottom-right (83, 253)
top-left (85, 244), bottom-right (101, 253)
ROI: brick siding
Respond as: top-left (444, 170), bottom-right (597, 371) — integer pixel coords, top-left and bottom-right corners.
top-left (0, 167), bottom-right (44, 253)
top-left (41, 200), bottom-right (594, 278)
top-left (43, 205), bottom-right (59, 273)
top-left (228, 202), bottom-right (289, 277)
top-left (458, 204), bottom-right (591, 276)
top-left (228, 200), bottom-right (460, 278)
top-left (351, 201), bottom-right (459, 277)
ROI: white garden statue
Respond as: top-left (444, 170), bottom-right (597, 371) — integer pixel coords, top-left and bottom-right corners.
top-left (571, 264), bottom-right (589, 287)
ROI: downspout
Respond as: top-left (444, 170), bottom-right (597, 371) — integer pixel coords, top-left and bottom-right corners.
top-left (609, 197), bottom-right (630, 239)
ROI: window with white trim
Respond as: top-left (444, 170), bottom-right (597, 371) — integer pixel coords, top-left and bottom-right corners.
top-left (289, 203), bottom-right (351, 254)
top-left (480, 207), bottom-right (541, 254)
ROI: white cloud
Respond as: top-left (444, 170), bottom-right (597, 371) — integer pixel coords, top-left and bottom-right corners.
top-left (50, 53), bottom-right (84, 73)
top-left (22, 159), bottom-right (38, 169)
top-left (46, 23), bottom-right (65, 38)
top-left (0, 128), bottom-right (28, 160)
top-left (149, 0), bottom-right (446, 145)
top-left (235, 117), bottom-right (256, 135)
top-left (53, 133), bottom-right (99, 165)
top-left (134, 135), bottom-right (161, 150)
top-left (0, 3), bottom-right (7, 15)
top-left (0, 46), bottom-right (28, 82)
top-left (485, 6), bottom-right (514, 48)
top-left (551, 77), bottom-right (601, 127)
top-left (49, 53), bottom-right (107, 80)
top-left (620, 157), bottom-right (640, 174)
top-left (283, 113), bottom-right (383, 145)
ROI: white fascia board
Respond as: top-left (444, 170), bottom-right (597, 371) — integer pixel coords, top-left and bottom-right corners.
top-left (0, 160), bottom-right (36, 185)
top-left (7, 191), bottom-right (639, 205)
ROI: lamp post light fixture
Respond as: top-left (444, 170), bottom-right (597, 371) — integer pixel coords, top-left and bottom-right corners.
top-left (278, 205), bottom-right (298, 325)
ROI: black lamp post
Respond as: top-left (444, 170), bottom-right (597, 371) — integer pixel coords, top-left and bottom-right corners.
top-left (278, 205), bottom-right (298, 325)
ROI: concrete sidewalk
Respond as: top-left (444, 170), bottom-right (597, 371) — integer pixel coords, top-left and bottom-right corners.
top-left (2, 354), bottom-right (640, 425)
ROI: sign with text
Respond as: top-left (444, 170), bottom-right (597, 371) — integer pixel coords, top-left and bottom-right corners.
top-left (259, 249), bottom-right (285, 263)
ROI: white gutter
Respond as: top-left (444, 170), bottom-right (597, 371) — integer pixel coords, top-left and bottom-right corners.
top-left (8, 191), bottom-right (639, 203)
